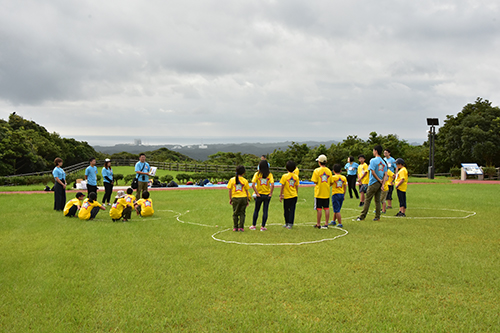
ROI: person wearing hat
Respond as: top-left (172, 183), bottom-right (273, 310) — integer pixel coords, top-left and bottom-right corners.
top-left (109, 190), bottom-right (132, 222)
top-left (102, 158), bottom-right (114, 206)
top-left (395, 158), bottom-right (408, 217)
top-left (311, 154), bottom-right (333, 229)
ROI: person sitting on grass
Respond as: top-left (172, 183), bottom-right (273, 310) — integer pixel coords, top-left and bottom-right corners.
top-left (227, 166), bottom-right (250, 232)
top-left (395, 158), bottom-right (408, 217)
top-left (78, 192), bottom-right (106, 220)
top-left (329, 164), bottom-right (347, 228)
top-left (110, 190), bottom-right (133, 222)
top-left (63, 192), bottom-right (85, 217)
top-left (135, 191), bottom-right (154, 217)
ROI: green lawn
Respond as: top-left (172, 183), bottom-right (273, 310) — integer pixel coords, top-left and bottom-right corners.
top-left (0, 184), bottom-right (498, 332)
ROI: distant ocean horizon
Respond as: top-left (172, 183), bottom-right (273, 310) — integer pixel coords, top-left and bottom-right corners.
top-left (71, 135), bottom-right (425, 147)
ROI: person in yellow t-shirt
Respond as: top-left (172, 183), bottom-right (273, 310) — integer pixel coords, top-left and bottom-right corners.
top-left (251, 161), bottom-right (274, 231)
top-left (110, 190), bottom-right (133, 222)
top-left (135, 191), bottom-right (154, 217)
top-left (279, 160), bottom-right (300, 229)
top-left (357, 154), bottom-right (369, 207)
top-left (329, 164), bottom-right (347, 228)
top-left (395, 158), bottom-right (408, 217)
top-left (293, 167), bottom-right (299, 177)
top-left (124, 187), bottom-right (136, 207)
top-left (63, 192), bottom-right (85, 217)
top-left (379, 169), bottom-right (395, 214)
top-left (78, 192), bottom-right (106, 220)
top-left (311, 154), bottom-right (333, 229)
top-left (227, 165), bottom-right (250, 232)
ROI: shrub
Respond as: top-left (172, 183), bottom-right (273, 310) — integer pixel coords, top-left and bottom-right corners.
top-left (124, 174), bottom-right (136, 185)
top-left (114, 174), bottom-right (124, 185)
top-left (482, 166), bottom-right (497, 179)
top-left (160, 175), bottom-right (173, 183)
top-left (450, 167), bottom-right (461, 178)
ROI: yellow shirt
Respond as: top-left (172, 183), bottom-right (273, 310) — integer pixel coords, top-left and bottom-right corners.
top-left (125, 194), bottom-right (136, 207)
top-left (252, 172), bottom-right (274, 195)
top-left (331, 174), bottom-right (347, 195)
top-left (396, 167), bottom-right (408, 192)
top-left (78, 199), bottom-right (102, 220)
top-left (227, 176), bottom-right (250, 198)
top-left (64, 198), bottom-right (82, 216)
top-left (109, 198), bottom-right (129, 219)
top-left (358, 163), bottom-right (369, 185)
top-left (383, 170), bottom-right (395, 192)
top-left (136, 198), bottom-right (154, 216)
top-left (293, 168), bottom-right (299, 177)
top-left (280, 172), bottom-right (299, 199)
top-left (311, 166), bottom-right (333, 199)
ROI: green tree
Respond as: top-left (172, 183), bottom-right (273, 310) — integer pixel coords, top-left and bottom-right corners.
top-left (435, 98), bottom-right (500, 172)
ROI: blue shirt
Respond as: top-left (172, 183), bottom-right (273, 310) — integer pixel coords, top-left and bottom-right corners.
top-left (85, 165), bottom-right (98, 186)
top-left (135, 161), bottom-right (150, 182)
top-left (344, 162), bottom-right (359, 176)
top-left (102, 167), bottom-right (113, 183)
top-left (384, 156), bottom-right (396, 173)
top-left (368, 156), bottom-right (387, 186)
top-left (52, 167), bottom-right (66, 180)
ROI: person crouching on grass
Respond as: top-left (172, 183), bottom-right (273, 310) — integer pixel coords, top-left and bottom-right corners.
top-left (135, 191), bottom-right (154, 217)
top-left (63, 192), bottom-right (85, 217)
top-left (227, 166), bottom-right (250, 232)
top-left (279, 160), bottom-right (300, 229)
top-left (395, 158), bottom-right (408, 217)
top-left (329, 164), bottom-right (347, 228)
top-left (78, 192), bottom-right (106, 220)
top-left (110, 190), bottom-right (133, 222)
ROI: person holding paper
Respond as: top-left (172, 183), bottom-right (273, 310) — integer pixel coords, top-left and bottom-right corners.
top-left (135, 153), bottom-right (151, 200)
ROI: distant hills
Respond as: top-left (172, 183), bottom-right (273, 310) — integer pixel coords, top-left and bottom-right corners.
top-left (94, 140), bottom-right (338, 161)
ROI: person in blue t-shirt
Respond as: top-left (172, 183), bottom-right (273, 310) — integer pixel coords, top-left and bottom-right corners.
top-left (52, 157), bottom-right (67, 211)
top-left (344, 156), bottom-right (359, 199)
top-left (135, 153), bottom-right (151, 199)
top-left (384, 149), bottom-right (397, 209)
top-left (356, 145), bottom-right (388, 222)
top-left (85, 157), bottom-right (98, 197)
top-left (101, 158), bottom-right (114, 205)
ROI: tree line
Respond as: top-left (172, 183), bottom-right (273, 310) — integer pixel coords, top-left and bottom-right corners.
top-left (1, 98), bottom-right (498, 177)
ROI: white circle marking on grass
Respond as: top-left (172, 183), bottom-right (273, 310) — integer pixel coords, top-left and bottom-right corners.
top-left (351, 207), bottom-right (476, 220)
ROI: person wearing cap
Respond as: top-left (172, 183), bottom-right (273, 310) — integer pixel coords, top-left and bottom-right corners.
top-left (356, 145), bottom-right (388, 222)
top-left (101, 158), bottom-right (114, 206)
top-left (109, 190), bottom-right (132, 222)
top-left (395, 158), bottom-right (408, 217)
top-left (63, 192), bottom-right (86, 217)
top-left (311, 154), bottom-right (333, 229)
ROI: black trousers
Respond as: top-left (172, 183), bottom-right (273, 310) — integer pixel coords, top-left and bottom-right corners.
top-left (102, 182), bottom-right (113, 204)
top-left (253, 194), bottom-right (271, 227)
top-left (87, 184), bottom-right (98, 197)
top-left (66, 205), bottom-right (78, 217)
top-left (54, 181), bottom-right (66, 211)
top-left (347, 175), bottom-right (359, 199)
top-left (283, 197), bottom-right (298, 225)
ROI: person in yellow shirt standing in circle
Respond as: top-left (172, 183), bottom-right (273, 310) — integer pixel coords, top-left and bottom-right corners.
top-left (279, 161), bottom-right (300, 229)
top-left (395, 158), bottom-right (408, 217)
top-left (357, 154), bottom-right (369, 207)
top-left (311, 154), bottom-right (333, 229)
top-left (329, 164), bottom-right (347, 228)
top-left (251, 160), bottom-right (274, 231)
top-left (227, 166), bottom-right (250, 232)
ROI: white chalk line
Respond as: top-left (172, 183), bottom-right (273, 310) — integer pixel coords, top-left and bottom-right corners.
top-left (350, 207), bottom-right (476, 221)
top-left (158, 209), bottom-right (217, 228)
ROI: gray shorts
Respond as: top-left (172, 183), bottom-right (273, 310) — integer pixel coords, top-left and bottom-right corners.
top-left (359, 184), bottom-right (368, 193)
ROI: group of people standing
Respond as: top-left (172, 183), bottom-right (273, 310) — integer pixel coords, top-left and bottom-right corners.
top-left (228, 146), bottom-right (409, 231)
top-left (52, 154), bottom-right (155, 221)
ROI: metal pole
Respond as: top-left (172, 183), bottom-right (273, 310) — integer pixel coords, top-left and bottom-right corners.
top-left (431, 125), bottom-right (436, 179)
top-left (428, 128), bottom-right (432, 179)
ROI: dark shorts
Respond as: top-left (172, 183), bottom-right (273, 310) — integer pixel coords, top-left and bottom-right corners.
top-left (397, 189), bottom-right (407, 208)
top-left (314, 198), bottom-right (330, 210)
top-left (386, 185), bottom-right (394, 200)
top-left (331, 194), bottom-right (344, 213)
top-left (359, 184), bottom-right (368, 193)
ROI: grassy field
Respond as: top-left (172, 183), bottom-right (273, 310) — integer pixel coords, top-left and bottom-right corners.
top-left (0, 183), bottom-right (498, 332)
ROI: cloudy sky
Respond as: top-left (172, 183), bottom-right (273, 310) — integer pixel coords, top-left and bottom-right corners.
top-left (1, 0), bottom-right (499, 145)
